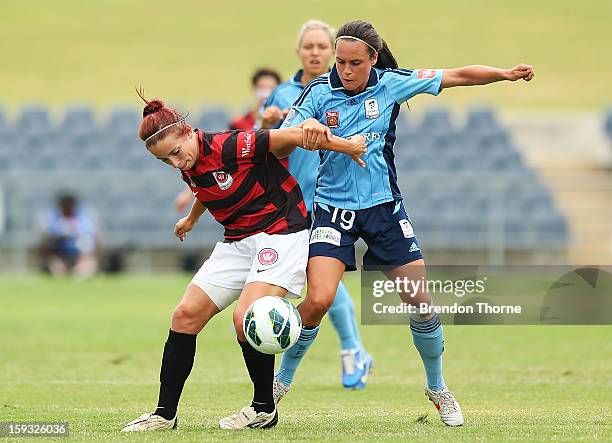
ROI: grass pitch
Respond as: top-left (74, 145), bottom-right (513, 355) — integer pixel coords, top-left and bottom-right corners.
top-left (1, 275), bottom-right (611, 441)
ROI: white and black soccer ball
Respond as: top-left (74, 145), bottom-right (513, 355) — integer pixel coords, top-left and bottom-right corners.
top-left (243, 296), bottom-right (302, 354)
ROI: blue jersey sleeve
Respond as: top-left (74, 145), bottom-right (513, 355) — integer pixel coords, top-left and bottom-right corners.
top-left (281, 78), bottom-right (327, 128)
top-left (280, 93), bottom-right (316, 128)
top-left (383, 68), bottom-right (444, 103)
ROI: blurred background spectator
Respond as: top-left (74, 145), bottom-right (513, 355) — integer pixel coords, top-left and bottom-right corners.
top-left (229, 68), bottom-right (282, 131)
top-left (38, 193), bottom-right (101, 279)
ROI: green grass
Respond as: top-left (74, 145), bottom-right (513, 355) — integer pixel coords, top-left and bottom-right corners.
top-left (1, 275), bottom-right (611, 441)
top-left (0, 0), bottom-right (611, 111)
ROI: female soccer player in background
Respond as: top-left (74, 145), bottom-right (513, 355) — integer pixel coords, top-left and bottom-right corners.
top-left (276, 19), bottom-right (535, 427)
top-left (260, 19), bottom-right (373, 392)
top-left (121, 95), bottom-right (365, 431)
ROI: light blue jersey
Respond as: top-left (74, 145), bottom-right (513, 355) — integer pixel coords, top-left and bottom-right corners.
top-left (282, 66), bottom-right (444, 210)
top-left (264, 70), bottom-right (320, 211)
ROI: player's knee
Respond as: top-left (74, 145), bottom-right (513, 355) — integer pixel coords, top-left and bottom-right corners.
top-left (172, 303), bottom-right (201, 333)
top-left (302, 289), bottom-right (335, 323)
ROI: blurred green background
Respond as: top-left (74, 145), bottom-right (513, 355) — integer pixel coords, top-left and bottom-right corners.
top-left (1, 0), bottom-right (610, 111)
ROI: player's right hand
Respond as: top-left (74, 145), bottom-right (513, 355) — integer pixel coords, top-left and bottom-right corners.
top-left (174, 217), bottom-right (196, 242)
top-left (261, 106), bottom-right (285, 129)
top-left (506, 64), bottom-right (535, 82)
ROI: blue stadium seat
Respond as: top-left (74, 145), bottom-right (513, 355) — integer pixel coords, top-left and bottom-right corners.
top-left (446, 153), bottom-right (493, 172)
top-left (17, 106), bottom-right (51, 133)
top-left (604, 107), bottom-right (612, 140)
top-left (474, 131), bottom-right (512, 155)
top-left (106, 107), bottom-right (140, 135)
top-left (195, 107), bottom-right (230, 132)
top-left (421, 108), bottom-right (453, 133)
top-left (465, 106), bottom-right (500, 133)
top-left (394, 113), bottom-right (416, 137)
top-left (490, 151), bottom-right (525, 171)
top-left (25, 132), bottom-right (63, 152)
top-left (534, 214), bottom-right (570, 245)
top-left (62, 106), bottom-right (95, 131)
top-left (519, 193), bottom-right (555, 215)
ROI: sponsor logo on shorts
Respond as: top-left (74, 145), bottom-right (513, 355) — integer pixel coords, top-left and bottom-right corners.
top-left (399, 219), bottom-right (415, 238)
top-left (326, 111), bottom-right (339, 128)
top-left (310, 227), bottom-right (341, 246)
top-left (212, 171), bottom-right (233, 190)
top-left (258, 248), bottom-right (278, 266)
top-left (409, 242), bottom-right (421, 253)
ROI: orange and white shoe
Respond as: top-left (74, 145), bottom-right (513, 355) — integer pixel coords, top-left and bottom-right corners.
top-left (425, 386), bottom-right (464, 427)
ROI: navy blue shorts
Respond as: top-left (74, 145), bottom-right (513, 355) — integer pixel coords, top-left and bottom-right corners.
top-left (309, 200), bottom-right (423, 271)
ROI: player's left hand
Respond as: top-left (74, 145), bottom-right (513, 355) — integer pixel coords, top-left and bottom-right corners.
top-left (174, 216), bottom-right (196, 242)
top-left (298, 118), bottom-right (332, 150)
top-left (347, 134), bottom-right (367, 168)
top-left (505, 64), bottom-right (535, 82)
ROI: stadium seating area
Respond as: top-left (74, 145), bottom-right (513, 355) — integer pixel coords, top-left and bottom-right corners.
top-left (0, 105), bottom-right (569, 252)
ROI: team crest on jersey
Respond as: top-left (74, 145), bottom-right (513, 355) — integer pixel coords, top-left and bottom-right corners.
top-left (364, 99), bottom-right (379, 119)
top-left (212, 171), bottom-right (233, 190)
top-left (258, 248), bottom-right (278, 265)
top-left (326, 111), bottom-right (339, 128)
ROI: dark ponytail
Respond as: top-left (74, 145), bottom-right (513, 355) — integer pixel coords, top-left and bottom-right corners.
top-left (336, 20), bottom-right (398, 69)
top-left (376, 39), bottom-right (398, 69)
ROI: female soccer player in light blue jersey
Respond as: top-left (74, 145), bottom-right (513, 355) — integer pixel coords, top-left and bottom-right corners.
top-left (261, 20), bottom-right (373, 391)
top-left (276, 19), bottom-right (535, 426)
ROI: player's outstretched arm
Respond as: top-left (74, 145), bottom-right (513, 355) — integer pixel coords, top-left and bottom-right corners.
top-left (174, 198), bottom-right (207, 242)
top-left (269, 121), bottom-right (367, 167)
top-left (441, 64), bottom-right (535, 88)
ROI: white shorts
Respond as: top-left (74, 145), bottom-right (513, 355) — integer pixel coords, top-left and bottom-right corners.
top-left (191, 229), bottom-right (309, 310)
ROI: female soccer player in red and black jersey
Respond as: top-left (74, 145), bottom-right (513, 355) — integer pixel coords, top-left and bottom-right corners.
top-left (121, 95), bottom-right (365, 432)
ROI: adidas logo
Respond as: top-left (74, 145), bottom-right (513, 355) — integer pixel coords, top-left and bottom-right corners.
top-left (409, 242), bottom-right (420, 253)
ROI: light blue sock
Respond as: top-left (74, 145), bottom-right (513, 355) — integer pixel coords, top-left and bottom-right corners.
top-left (346, 285), bottom-right (362, 346)
top-left (410, 313), bottom-right (445, 391)
top-left (276, 325), bottom-right (319, 387)
top-left (328, 281), bottom-right (361, 351)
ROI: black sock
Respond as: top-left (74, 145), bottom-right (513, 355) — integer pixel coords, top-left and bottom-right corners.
top-left (238, 340), bottom-right (275, 413)
top-left (154, 329), bottom-right (197, 420)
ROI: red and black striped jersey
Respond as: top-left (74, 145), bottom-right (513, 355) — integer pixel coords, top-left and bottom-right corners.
top-left (181, 129), bottom-right (307, 240)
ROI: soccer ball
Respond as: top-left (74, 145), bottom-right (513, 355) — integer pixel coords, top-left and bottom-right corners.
top-left (243, 296), bottom-right (302, 354)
